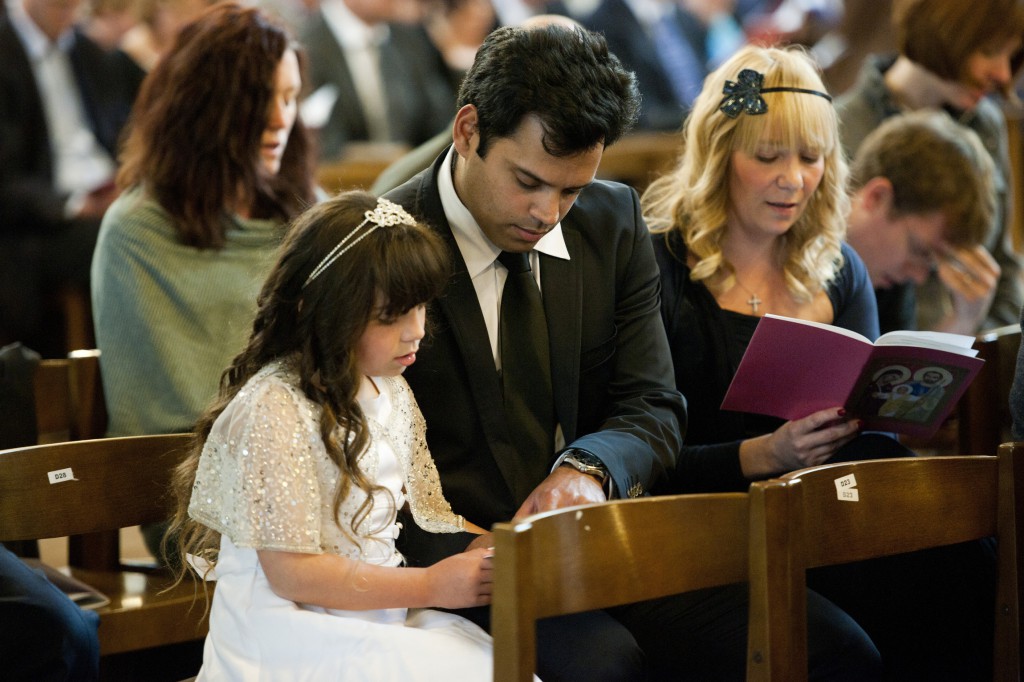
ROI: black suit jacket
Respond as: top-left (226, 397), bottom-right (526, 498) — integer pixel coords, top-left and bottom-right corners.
top-left (585, 0), bottom-right (709, 131)
top-left (0, 19), bottom-right (143, 236)
top-left (386, 151), bottom-right (685, 533)
top-left (300, 13), bottom-right (456, 159)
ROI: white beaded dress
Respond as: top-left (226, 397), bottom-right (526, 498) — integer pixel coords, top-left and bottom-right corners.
top-left (188, 358), bottom-right (497, 681)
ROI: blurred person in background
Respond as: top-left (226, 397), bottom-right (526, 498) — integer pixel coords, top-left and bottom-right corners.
top-left (837, 0), bottom-right (1024, 335)
top-left (846, 111), bottom-right (1000, 334)
top-left (82, 0), bottom-right (139, 50)
top-left (91, 1), bottom-right (316, 561)
top-left (300, 0), bottom-right (456, 159)
top-left (0, 0), bottom-right (144, 357)
top-left (584, 0), bottom-right (711, 130)
top-left (119, 0), bottom-right (213, 70)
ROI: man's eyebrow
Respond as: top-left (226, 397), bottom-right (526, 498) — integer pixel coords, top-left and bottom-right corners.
top-left (514, 165), bottom-right (593, 192)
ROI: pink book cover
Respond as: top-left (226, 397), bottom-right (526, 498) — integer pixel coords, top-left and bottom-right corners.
top-left (720, 315), bottom-right (984, 438)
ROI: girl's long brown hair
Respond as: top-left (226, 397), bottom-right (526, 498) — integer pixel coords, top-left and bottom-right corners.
top-left (166, 192), bottom-right (451, 592)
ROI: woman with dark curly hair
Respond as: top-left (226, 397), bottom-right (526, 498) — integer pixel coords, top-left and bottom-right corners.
top-left (92, 1), bottom-right (316, 441)
top-left (91, 0), bottom-right (317, 561)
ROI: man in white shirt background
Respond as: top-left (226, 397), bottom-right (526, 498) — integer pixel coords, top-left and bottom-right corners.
top-left (0, 0), bottom-right (143, 357)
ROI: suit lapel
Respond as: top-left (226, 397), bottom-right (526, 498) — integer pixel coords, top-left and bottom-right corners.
top-left (414, 162), bottom-right (545, 500)
top-left (1, 19), bottom-right (53, 181)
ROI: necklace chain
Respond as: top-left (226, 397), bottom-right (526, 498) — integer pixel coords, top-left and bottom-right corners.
top-left (733, 276), bottom-right (763, 314)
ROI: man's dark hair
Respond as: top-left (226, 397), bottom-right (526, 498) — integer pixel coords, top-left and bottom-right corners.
top-left (457, 24), bottom-right (640, 157)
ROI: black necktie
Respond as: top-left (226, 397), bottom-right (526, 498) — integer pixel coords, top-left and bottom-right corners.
top-left (497, 251), bottom-right (554, 465)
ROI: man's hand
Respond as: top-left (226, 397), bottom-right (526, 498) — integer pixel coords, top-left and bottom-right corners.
top-left (513, 466), bottom-right (607, 519)
top-left (77, 181), bottom-right (119, 220)
top-left (935, 244), bottom-right (999, 334)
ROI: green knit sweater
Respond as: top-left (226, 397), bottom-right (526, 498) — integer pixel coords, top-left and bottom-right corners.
top-left (91, 186), bottom-right (285, 436)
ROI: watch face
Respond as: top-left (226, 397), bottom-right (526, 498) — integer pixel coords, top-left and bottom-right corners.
top-left (571, 452), bottom-right (605, 469)
top-left (564, 452), bottom-right (608, 482)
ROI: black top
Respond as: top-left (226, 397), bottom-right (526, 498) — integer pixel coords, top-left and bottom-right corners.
top-left (654, 229), bottom-right (880, 492)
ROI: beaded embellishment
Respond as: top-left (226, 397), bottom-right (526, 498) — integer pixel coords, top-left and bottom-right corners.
top-left (303, 198), bottom-right (417, 288)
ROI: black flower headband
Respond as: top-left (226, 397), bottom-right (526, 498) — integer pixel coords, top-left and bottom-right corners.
top-left (718, 68), bottom-right (832, 119)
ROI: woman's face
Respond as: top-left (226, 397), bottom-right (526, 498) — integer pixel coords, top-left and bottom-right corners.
top-left (261, 48), bottom-right (301, 176)
top-left (941, 38), bottom-right (1019, 110)
top-left (727, 138), bottom-right (825, 240)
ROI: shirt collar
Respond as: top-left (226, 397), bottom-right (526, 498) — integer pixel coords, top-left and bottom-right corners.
top-left (437, 146), bottom-right (570, 280)
top-left (320, 0), bottom-right (389, 50)
top-left (7, 0), bottom-right (75, 60)
top-left (624, 0), bottom-right (672, 28)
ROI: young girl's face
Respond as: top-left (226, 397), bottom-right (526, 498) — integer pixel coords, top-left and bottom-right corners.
top-left (354, 304), bottom-right (426, 377)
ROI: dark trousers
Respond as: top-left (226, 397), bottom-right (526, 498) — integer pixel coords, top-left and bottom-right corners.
top-left (0, 544), bottom-right (100, 681)
top-left (809, 539), bottom-right (997, 682)
top-left (458, 582), bottom-right (881, 681)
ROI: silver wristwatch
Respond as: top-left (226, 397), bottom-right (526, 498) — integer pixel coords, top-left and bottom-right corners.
top-left (559, 450), bottom-right (610, 485)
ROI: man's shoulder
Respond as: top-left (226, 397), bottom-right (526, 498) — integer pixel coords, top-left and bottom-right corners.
top-left (70, 28), bottom-right (144, 83)
top-left (384, 161), bottom-right (442, 226)
top-left (0, 17), bottom-right (30, 76)
top-left (384, 164), bottom-right (432, 202)
top-left (566, 179), bottom-right (639, 226)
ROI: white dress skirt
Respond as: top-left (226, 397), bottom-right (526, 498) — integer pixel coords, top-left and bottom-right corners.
top-left (197, 536), bottom-right (496, 681)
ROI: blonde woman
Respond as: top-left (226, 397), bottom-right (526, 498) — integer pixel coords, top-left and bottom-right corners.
top-left (644, 44), bottom-right (995, 678)
top-left (644, 44), bottom-right (903, 493)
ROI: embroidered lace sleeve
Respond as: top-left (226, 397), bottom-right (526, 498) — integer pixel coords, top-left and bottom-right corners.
top-left (189, 370), bottom-right (325, 553)
top-left (381, 377), bottom-right (466, 534)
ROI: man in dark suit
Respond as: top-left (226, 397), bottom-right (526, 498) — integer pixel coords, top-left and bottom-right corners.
top-left (585, 0), bottom-right (710, 130)
top-left (387, 23), bottom-right (880, 681)
top-left (300, 0), bottom-right (457, 160)
top-left (0, 0), bottom-right (143, 356)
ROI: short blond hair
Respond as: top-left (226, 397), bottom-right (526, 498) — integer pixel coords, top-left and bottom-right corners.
top-left (849, 110), bottom-right (996, 248)
top-left (643, 44), bottom-right (847, 302)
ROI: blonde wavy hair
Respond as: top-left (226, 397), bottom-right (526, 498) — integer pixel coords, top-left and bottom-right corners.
top-left (642, 44), bottom-right (849, 302)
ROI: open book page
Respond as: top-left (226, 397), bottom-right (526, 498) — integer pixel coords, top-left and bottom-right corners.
top-left (874, 329), bottom-right (979, 356)
top-left (759, 314), bottom-right (874, 344)
top-left (721, 314), bottom-right (984, 437)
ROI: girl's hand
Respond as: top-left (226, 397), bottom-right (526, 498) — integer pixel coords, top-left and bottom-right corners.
top-left (426, 547), bottom-right (494, 608)
top-left (740, 407), bottom-right (860, 478)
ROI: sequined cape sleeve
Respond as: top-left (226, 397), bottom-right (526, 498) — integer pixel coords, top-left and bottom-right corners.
top-left (188, 370), bottom-right (326, 553)
top-left (188, 365), bottom-right (466, 557)
top-left (378, 376), bottom-right (465, 534)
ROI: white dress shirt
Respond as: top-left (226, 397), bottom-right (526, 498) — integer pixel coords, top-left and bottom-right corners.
top-left (436, 145), bottom-right (571, 368)
top-left (7, 0), bottom-right (115, 206)
top-left (320, 0), bottom-right (392, 142)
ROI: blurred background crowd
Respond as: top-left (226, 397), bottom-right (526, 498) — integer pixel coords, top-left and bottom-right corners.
top-left (6, 0), bottom-right (1024, 361)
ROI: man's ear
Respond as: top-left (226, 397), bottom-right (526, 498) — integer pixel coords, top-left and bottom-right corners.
top-left (452, 104), bottom-right (479, 158)
top-left (859, 176), bottom-right (896, 219)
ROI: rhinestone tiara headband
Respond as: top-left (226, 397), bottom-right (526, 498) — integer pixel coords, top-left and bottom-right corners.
top-left (303, 197), bottom-right (417, 288)
top-left (718, 68), bottom-right (832, 119)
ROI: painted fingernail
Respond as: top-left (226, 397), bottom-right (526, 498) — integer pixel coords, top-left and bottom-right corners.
top-left (837, 408), bottom-right (846, 417)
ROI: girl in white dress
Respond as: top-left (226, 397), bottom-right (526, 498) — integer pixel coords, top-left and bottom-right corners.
top-left (166, 191), bottom-right (510, 681)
